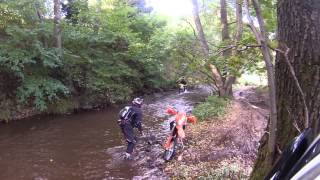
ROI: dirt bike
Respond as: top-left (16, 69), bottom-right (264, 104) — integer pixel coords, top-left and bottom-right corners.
top-left (178, 83), bottom-right (187, 94)
top-left (163, 107), bottom-right (197, 161)
top-left (163, 121), bottom-right (181, 161)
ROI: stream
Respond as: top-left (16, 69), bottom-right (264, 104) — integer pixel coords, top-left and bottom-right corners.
top-left (0, 87), bottom-right (210, 180)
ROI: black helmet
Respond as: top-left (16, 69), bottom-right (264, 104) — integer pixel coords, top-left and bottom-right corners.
top-left (132, 97), bottom-right (143, 106)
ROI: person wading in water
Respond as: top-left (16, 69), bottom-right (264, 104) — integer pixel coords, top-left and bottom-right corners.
top-left (118, 97), bottom-right (144, 160)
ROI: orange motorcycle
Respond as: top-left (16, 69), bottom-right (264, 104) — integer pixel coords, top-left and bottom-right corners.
top-left (163, 107), bottom-right (197, 161)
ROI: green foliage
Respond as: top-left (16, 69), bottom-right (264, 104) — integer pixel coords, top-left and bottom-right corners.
top-left (17, 76), bottom-right (69, 111)
top-left (192, 95), bottom-right (230, 121)
top-left (0, 0), bottom-right (178, 121)
top-left (0, 0), bottom-right (276, 121)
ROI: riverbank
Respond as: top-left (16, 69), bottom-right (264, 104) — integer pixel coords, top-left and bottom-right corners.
top-left (0, 86), bottom-right (175, 123)
top-left (164, 86), bottom-right (269, 179)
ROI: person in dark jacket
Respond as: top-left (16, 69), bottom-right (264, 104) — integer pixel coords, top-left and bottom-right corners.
top-left (119, 97), bottom-right (144, 160)
top-left (176, 76), bottom-right (187, 93)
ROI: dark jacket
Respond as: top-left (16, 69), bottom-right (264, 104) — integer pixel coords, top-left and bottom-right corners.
top-left (177, 78), bottom-right (187, 85)
top-left (127, 104), bottom-right (143, 131)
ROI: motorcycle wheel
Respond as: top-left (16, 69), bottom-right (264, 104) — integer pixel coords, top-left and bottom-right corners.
top-left (163, 138), bottom-right (177, 161)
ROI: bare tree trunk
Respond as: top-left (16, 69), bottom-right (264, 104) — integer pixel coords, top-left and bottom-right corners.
top-left (220, 0), bottom-right (230, 44)
top-left (54, 0), bottom-right (62, 50)
top-left (244, 0), bottom-right (277, 161)
top-left (191, 0), bottom-right (209, 55)
top-left (219, 0), bottom-right (231, 96)
top-left (223, 0), bottom-right (243, 97)
top-left (252, 0), bottom-right (277, 160)
top-left (235, 0), bottom-right (243, 42)
top-left (191, 0), bottom-right (226, 96)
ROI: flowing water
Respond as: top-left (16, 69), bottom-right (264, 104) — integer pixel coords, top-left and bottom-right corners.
top-left (0, 87), bottom-right (210, 180)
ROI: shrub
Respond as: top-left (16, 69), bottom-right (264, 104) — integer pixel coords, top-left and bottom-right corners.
top-left (192, 95), bottom-right (230, 121)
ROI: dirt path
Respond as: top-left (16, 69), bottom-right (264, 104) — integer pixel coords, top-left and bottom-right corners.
top-left (164, 86), bottom-right (269, 179)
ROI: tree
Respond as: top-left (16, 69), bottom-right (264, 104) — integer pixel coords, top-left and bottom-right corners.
top-left (251, 0), bottom-right (320, 178)
top-left (61, 0), bottom-right (88, 24)
top-left (244, 0), bottom-right (277, 161)
top-left (0, 0), bottom-right (175, 120)
top-left (191, 0), bottom-right (233, 97)
top-left (220, 0), bottom-right (244, 97)
top-left (192, 0), bottom-right (250, 97)
top-left (54, 0), bottom-right (62, 49)
top-left (275, 0), bottom-right (320, 156)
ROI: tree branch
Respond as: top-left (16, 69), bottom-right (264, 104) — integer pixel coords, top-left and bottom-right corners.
top-left (184, 19), bottom-right (198, 40)
top-left (212, 44), bottom-right (261, 56)
top-left (286, 106), bottom-right (302, 133)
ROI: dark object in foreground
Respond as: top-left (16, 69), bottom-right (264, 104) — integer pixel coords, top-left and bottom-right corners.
top-left (265, 128), bottom-right (320, 180)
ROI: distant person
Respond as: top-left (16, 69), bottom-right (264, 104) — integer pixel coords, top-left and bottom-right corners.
top-left (176, 76), bottom-right (187, 93)
top-left (118, 97), bottom-right (144, 160)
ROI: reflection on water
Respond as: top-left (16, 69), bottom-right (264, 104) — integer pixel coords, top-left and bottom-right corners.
top-left (0, 108), bottom-right (137, 180)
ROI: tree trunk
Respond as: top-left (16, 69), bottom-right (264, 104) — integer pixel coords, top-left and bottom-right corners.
top-left (191, 0), bottom-right (225, 96)
top-left (252, 0), bottom-right (277, 161)
top-left (191, 0), bottom-right (209, 55)
top-left (235, 0), bottom-right (243, 43)
top-left (220, 0), bottom-right (230, 45)
top-left (223, 0), bottom-right (243, 97)
top-left (219, 0), bottom-right (232, 96)
top-left (251, 0), bottom-right (320, 179)
top-left (276, 0), bottom-right (320, 149)
top-left (191, 0), bottom-right (238, 97)
top-left (54, 0), bottom-right (62, 50)
top-left (244, 0), bottom-right (277, 162)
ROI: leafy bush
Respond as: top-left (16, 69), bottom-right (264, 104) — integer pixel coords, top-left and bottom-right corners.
top-left (0, 0), bottom-right (185, 121)
top-left (17, 76), bottom-right (69, 111)
top-left (192, 95), bottom-right (230, 121)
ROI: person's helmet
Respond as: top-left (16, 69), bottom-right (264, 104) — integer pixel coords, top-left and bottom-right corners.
top-left (132, 97), bottom-right (143, 106)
